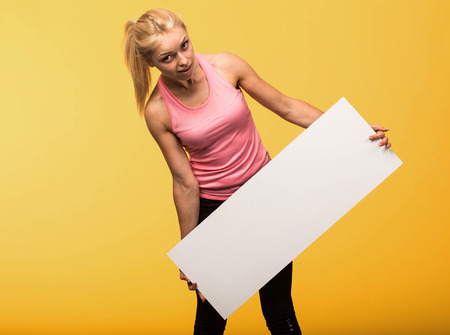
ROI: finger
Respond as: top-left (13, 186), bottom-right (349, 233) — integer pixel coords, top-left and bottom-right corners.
top-left (180, 271), bottom-right (192, 284)
top-left (189, 282), bottom-right (198, 291)
top-left (197, 290), bottom-right (206, 303)
top-left (369, 131), bottom-right (386, 141)
top-left (378, 136), bottom-right (389, 147)
top-left (370, 124), bottom-right (389, 132)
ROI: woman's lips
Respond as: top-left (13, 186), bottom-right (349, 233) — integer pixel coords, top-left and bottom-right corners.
top-left (178, 65), bottom-right (191, 73)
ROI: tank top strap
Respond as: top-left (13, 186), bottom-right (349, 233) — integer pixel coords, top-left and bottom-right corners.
top-left (156, 75), bottom-right (173, 103)
top-left (195, 53), bottom-right (238, 92)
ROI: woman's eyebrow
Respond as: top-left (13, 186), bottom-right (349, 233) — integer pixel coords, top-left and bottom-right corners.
top-left (159, 50), bottom-right (172, 57)
top-left (158, 35), bottom-right (188, 58)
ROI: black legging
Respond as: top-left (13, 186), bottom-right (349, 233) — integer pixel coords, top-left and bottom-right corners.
top-left (193, 198), bottom-right (302, 335)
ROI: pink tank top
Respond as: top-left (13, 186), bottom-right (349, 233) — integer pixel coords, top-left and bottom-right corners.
top-left (157, 53), bottom-right (270, 200)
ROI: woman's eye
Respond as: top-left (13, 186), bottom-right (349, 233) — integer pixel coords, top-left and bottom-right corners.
top-left (182, 41), bottom-right (189, 49)
top-left (163, 55), bottom-right (171, 62)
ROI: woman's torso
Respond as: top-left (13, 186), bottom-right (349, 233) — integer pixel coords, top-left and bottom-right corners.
top-left (156, 53), bottom-right (270, 200)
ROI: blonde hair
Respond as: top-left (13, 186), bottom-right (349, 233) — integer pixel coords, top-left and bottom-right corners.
top-left (123, 8), bottom-right (187, 115)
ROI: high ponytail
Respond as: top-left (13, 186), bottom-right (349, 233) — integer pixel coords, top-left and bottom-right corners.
top-left (123, 9), bottom-right (187, 115)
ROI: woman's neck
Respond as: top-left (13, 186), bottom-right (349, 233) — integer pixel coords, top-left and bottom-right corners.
top-left (162, 59), bottom-right (204, 91)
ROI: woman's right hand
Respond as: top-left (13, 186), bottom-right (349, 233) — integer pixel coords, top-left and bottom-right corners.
top-left (180, 270), bottom-right (206, 302)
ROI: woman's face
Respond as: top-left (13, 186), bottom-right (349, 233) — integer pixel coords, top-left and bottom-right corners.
top-left (150, 26), bottom-right (195, 81)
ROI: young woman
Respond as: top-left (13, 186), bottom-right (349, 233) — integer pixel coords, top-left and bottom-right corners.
top-left (124, 8), bottom-right (390, 335)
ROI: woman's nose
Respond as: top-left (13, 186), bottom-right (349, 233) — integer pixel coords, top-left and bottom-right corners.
top-left (177, 53), bottom-right (188, 66)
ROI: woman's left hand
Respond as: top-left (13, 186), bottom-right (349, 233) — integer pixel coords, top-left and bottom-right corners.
top-left (369, 124), bottom-right (391, 148)
top-left (180, 270), bottom-right (206, 302)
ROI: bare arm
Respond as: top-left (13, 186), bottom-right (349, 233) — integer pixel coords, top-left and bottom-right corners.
top-left (144, 93), bottom-right (205, 301)
top-left (144, 95), bottom-right (199, 239)
top-left (210, 52), bottom-right (322, 128)
top-left (215, 52), bottom-right (390, 147)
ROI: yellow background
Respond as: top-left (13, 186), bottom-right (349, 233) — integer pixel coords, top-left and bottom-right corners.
top-left (1, 0), bottom-right (449, 334)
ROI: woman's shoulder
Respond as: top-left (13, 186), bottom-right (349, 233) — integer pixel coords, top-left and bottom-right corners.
top-left (144, 85), bottom-right (171, 132)
top-left (199, 52), bottom-right (247, 70)
top-left (199, 52), bottom-right (250, 83)
top-left (146, 85), bottom-right (164, 113)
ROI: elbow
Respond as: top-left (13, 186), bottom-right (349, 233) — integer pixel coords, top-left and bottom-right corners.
top-left (185, 179), bottom-right (199, 197)
top-left (278, 97), bottom-right (295, 121)
top-left (279, 98), bottom-right (321, 128)
top-left (173, 175), bottom-right (199, 198)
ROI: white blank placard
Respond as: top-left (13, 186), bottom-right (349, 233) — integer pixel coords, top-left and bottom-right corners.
top-left (167, 97), bottom-right (402, 319)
